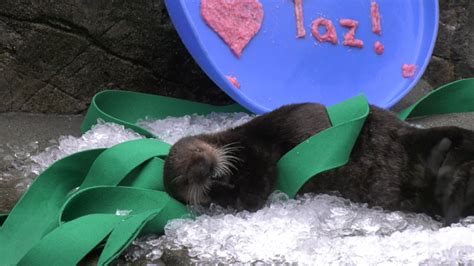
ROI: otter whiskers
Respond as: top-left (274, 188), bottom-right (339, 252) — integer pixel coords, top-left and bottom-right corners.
top-left (188, 181), bottom-right (211, 206)
top-left (171, 174), bottom-right (185, 184)
top-left (214, 142), bottom-right (243, 178)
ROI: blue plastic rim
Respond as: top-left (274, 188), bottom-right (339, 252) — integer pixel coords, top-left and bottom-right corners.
top-left (165, 0), bottom-right (439, 114)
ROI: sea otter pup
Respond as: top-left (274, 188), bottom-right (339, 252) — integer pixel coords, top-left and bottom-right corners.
top-left (163, 103), bottom-right (474, 225)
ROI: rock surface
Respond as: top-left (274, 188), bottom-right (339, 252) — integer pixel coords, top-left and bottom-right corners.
top-left (0, 0), bottom-right (233, 114)
top-left (0, 0), bottom-right (473, 114)
top-left (423, 0), bottom-right (474, 87)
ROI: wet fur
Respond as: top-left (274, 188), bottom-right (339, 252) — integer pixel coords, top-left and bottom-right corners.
top-left (164, 103), bottom-right (474, 225)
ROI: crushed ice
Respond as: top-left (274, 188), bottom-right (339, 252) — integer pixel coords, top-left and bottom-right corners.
top-left (137, 112), bottom-right (254, 144)
top-left (29, 122), bottom-right (144, 175)
top-left (9, 112), bottom-right (474, 264)
top-left (144, 193), bottom-right (474, 264)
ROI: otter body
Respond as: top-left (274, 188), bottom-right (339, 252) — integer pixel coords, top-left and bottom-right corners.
top-left (164, 103), bottom-right (474, 225)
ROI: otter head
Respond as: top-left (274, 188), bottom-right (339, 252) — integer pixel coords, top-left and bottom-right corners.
top-left (163, 135), bottom-right (241, 206)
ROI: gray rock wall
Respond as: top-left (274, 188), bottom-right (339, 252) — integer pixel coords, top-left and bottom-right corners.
top-left (423, 0), bottom-right (474, 87)
top-left (0, 0), bottom-right (472, 113)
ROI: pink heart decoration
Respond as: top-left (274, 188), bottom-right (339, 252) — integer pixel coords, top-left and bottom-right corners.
top-left (201, 0), bottom-right (264, 57)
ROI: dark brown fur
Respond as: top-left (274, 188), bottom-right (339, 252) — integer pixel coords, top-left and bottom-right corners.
top-left (164, 103), bottom-right (474, 225)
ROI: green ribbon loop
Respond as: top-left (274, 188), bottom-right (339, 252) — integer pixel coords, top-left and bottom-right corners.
top-left (60, 187), bottom-right (188, 229)
top-left (1, 78), bottom-right (473, 265)
top-left (121, 157), bottom-right (166, 190)
top-left (277, 95), bottom-right (369, 197)
top-left (98, 210), bottom-right (159, 265)
top-left (399, 78), bottom-right (474, 120)
top-left (60, 187), bottom-right (187, 265)
top-left (0, 149), bottom-right (105, 265)
top-left (80, 139), bottom-right (171, 190)
top-left (0, 139), bottom-right (188, 265)
top-left (18, 214), bottom-right (123, 266)
top-left (82, 90), bottom-right (249, 137)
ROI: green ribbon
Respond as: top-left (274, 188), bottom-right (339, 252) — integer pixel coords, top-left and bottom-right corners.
top-left (0, 149), bottom-right (104, 265)
top-left (399, 78), bottom-right (474, 120)
top-left (1, 141), bottom-right (189, 265)
top-left (81, 90), bottom-right (249, 138)
top-left (277, 95), bottom-right (369, 197)
top-left (1, 78), bottom-right (473, 265)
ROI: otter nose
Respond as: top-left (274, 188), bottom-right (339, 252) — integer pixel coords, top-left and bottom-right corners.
top-left (193, 164), bottom-right (212, 184)
top-left (189, 156), bottom-right (214, 184)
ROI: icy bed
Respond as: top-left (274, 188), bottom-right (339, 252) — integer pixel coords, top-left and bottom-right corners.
top-left (14, 113), bottom-right (474, 264)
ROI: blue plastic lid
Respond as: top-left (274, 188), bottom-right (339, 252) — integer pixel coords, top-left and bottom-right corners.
top-left (165, 0), bottom-right (439, 114)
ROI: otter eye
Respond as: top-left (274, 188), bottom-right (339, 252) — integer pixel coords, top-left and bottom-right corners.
top-left (193, 148), bottom-right (202, 153)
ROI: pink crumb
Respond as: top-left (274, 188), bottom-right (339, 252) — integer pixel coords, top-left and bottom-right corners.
top-left (294, 0), bottom-right (306, 38)
top-left (371, 1), bottom-right (382, 35)
top-left (402, 64), bottom-right (417, 78)
top-left (201, 0), bottom-right (264, 57)
top-left (374, 41), bottom-right (384, 55)
top-left (339, 19), bottom-right (364, 48)
top-left (226, 76), bottom-right (241, 89)
top-left (311, 18), bottom-right (338, 44)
